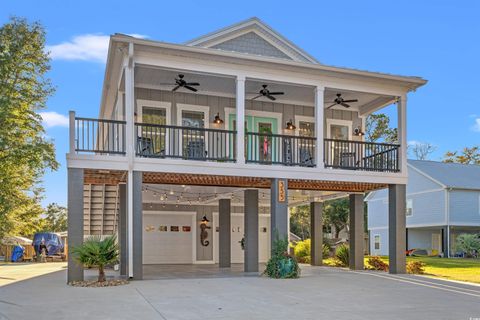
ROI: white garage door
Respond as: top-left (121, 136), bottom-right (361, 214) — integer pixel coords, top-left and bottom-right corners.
top-left (143, 213), bottom-right (194, 264)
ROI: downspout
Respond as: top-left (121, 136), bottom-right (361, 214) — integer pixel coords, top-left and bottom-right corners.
top-left (446, 188), bottom-right (451, 258)
top-left (125, 42), bottom-right (135, 277)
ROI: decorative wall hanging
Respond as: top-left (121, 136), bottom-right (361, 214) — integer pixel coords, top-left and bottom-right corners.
top-left (159, 226), bottom-right (168, 232)
top-left (239, 236), bottom-right (245, 250)
top-left (145, 225), bottom-right (155, 232)
top-left (200, 215), bottom-right (211, 246)
top-left (182, 226), bottom-right (191, 232)
top-left (170, 226), bottom-right (179, 232)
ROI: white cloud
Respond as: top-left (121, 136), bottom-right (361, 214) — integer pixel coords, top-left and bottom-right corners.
top-left (407, 140), bottom-right (421, 147)
top-left (472, 118), bottom-right (480, 132)
top-left (39, 111), bottom-right (69, 128)
top-left (46, 33), bottom-right (148, 63)
top-left (128, 34), bottom-right (148, 39)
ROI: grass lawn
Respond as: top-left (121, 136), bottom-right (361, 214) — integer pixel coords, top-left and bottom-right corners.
top-left (323, 256), bottom-right (480, 284)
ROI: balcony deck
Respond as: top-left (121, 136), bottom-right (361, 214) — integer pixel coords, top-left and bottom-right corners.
top-left (73, 117), bottom-right (400, 173)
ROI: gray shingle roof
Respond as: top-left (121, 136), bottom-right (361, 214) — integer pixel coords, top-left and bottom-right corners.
top-left (408, 159), bottom-right (480, 190)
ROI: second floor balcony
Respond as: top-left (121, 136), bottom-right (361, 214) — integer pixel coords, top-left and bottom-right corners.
top-left (72, 116), bottom-right (400, 173)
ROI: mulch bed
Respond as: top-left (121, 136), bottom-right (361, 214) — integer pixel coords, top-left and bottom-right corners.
top-left (69, 279), bottom-right (129, 287)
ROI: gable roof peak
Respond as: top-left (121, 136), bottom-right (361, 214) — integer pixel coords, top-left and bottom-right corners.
top-left (184, 17), bottom-right (319, 64)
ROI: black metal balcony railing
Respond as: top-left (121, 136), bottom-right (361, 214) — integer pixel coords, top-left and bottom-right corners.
top-left (246, 132), bottom-right (316, 167)
top-left (75, 117), bottom-right (126, 154)
top-left (134, 123), bottom-right (236, 162)
top-left (324, 139), bottom-right (400, 172)
top-left (73, 117), bottom-right (400, 172)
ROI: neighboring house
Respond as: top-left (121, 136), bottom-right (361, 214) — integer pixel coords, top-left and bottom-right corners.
top-left (367, 160), bottom-right (480, 257)
top-left (66, 17), bottom-right (426, 281)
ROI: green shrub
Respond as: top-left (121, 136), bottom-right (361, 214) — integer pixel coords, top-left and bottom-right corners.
top-left (366, 256), bottom-right (389, 271)
top-left (293, 239), bottom-right (330, 263)
top-left (455, 233), bottom-right (480, 258)
top-left (72, 235), bottom-right (119, 282)
top-left (264, 232), bottom-right (300, 279)
top-left (335, 244), bottom-right (349, 267)
top-left (322, 243), bottom-right (331, 259)
top-left (407, 261), bottom-right (426, 274)
top-left (293, 239), bottom-right (310, 263)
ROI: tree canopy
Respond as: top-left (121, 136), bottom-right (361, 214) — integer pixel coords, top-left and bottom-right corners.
top-left (365, 113), bottom-right (398, 143)
top-left (289, 205), bottom-right (310, 240)
top-left (41, 203), bottom-right (67, 232)
top-left (323, 198), bottom-right (350, 238)
top-left (443, 146), bottom-right (480, 165)
top-left (409, 142), bottom-right (436, 160)
top-left (0, 17), bottom-right (58, 239)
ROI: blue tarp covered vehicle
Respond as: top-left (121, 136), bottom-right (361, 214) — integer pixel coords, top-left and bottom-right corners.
top-left (32, 233), bottom-right (64, 256)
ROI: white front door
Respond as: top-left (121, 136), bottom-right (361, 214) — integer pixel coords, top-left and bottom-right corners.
top-left (213, 214), bottom-right (271, 263)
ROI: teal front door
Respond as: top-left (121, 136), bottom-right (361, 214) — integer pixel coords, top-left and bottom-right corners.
top-left (229, 114), bottom-right (279, 162)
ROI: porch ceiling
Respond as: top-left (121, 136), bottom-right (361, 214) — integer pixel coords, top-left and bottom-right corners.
top-left (134, 65), bottom-right (395, 110)
top-left (84, 169), bottom-right (387, 193)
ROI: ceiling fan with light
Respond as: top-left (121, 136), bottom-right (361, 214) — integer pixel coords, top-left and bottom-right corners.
top-left (161, 74), bottom-right (200, 92)
top-left (250, 84), bottom-right (284, 101)
top-left (326, 93), bottom-right (358, 109)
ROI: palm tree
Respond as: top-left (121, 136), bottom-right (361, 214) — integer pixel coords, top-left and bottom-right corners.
top-left (72, 235), bottom-right (119, 282)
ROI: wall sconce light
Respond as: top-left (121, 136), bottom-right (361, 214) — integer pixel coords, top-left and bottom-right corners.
top-left (353, 127), bottom-right (365, 136)
top-left (200, 215), bottom-right (211, 247)
top-left (285, 119), bottom-right (296, 130)
top-left (213, 112), bottom-right (224, 124)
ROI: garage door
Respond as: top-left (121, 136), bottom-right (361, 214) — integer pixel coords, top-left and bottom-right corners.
top-left (143, 213), bottom-right (194, 264)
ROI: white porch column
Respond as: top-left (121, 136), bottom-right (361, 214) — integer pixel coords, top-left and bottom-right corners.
top-left (314, 86), bottom-right (325, 168)
top-left (69, 111), bottom-right (75, 154)
top-left (397, 95), bottom-right (407, 173)
top-left (125, 43), bottom-right (135, 161)
top-left (236, 76), bottom-right (246, 164)
top-left (124, 42), bottom-right (135, 277)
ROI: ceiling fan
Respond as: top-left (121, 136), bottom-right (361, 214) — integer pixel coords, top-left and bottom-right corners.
top-left (251, 84), bottom-right (284, 101)
top-left (166, 74), bottom-right (200, 92)
top-left (326, 93), bottom-right (358, 109)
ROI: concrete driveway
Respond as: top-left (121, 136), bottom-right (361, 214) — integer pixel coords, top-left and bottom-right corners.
top-left (0, 262), bottom-right (66, 287)
top-left (0, 265), bottom-right (479, 320)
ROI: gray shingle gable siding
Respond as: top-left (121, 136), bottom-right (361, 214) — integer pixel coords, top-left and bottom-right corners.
top-left (211, 32), bottom-right (293, 60)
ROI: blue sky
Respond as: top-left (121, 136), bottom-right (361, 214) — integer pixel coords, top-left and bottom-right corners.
top-left (2, 0), bottom-right (480, 206)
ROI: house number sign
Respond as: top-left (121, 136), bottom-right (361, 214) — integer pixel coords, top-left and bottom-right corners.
top-left (278, 180), bottom-right (286, 202)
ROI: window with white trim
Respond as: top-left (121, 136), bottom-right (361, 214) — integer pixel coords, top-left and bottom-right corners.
top-left (406, 199), bottom-right (413, 217)
top-left (374, 235), bottom-right (380, 250)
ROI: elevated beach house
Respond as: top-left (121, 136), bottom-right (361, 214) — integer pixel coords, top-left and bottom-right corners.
top-left (66, 18), bottom-right (427, 281)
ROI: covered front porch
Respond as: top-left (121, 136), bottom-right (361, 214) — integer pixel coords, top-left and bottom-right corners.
top-left (71, 65), bottom-right (404, 173)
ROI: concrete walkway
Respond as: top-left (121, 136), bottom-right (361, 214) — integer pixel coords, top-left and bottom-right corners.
top-left (1, 265), bottom-right (479, 320)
